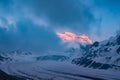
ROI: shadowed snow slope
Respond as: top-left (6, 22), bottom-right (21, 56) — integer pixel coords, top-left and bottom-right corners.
top-left (72, 33), bottom-right (120, 70)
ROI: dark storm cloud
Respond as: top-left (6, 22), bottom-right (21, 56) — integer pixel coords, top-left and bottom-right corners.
top-left (91, 0), bottom-right (120, 40)
top-left (94, 0), bottom-right (120, 13)
top-left (32, 0), bottom-right (94, 27)
top-left (13, 0), bottom-right (95, 33)
top-left (16, 18), bottom-right (63, 52)
top-left (0, 0), bottom-right (96, 52)
top-left (0, 17), bottom-right (63, 52)
top-left (0, 0), bottom-right (12, 8)
top-left (0, 0), bottom-right (13, 14)
top-left (1, 0), bottom-right (119, 52)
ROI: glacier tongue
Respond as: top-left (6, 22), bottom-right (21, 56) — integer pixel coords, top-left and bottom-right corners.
top-left (0, 61), bottom-right (120, 80)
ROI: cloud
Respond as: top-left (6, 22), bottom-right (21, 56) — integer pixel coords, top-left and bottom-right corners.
top-left (0, 0), bottom-right (96, 32)
top-left (10, 0), bottom-right (95, 33)
top-left (0, 0), bottom-right (119, 53)
top-left (36, 0), bottom-right (95, 33)
top-left (0, 17), bottom-right (65, 53)
top-left (0, 16), bottom-right (16, 31)
top-left (57, 32), bottom-right (93, 44)
top-left (27, 15), bottom-right (49, 27)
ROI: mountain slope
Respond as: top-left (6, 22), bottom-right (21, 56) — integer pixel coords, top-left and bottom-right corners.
top-left (72, 33), bottom-right (120, 70)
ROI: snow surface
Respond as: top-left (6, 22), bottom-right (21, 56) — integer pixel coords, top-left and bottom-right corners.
top-left (0, 34), bottom-right (120, 80)
top-left (0, 61), bottom-right (120, 80)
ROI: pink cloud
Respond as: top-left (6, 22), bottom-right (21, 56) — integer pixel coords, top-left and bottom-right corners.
top-left (57, 32), bottom-right (93, 44)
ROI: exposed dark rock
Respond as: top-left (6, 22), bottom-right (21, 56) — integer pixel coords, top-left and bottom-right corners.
top-left (117, 36), bottom-right (120, 45)
top-left (72, 57), bottom-right (120, 70)
top-left (0, 70), bottom-right (27, 80)
top-left (92, 41), bottom-right (99, 47)
top-left (116, 46), bottom-right (120, 54)
top-left (99, 64), bottom-right (112, 70)
top-left (105, 42), bottom-right (110, 46)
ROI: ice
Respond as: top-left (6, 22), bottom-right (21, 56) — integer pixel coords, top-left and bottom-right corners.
top-left (0, 61), bottom-right (120, 80)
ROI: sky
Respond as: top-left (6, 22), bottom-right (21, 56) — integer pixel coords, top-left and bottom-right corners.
top-left (0, 0), bottom-right (120, 53)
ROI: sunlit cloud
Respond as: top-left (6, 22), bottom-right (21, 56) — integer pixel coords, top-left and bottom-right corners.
top-left (57, 32), bottom-right (93, 44)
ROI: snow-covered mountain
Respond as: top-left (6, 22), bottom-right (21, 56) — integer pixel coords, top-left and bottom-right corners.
top-left (0, 33), bottom-right (120, 71)
top-left (72, 33), bottom-right (120, 70)
top-left (0, 50), bottom-right (34, 63)
top-left (0, 34), bottom-right (120, 80)
top-left (0, 50), bottom-right (71, 63)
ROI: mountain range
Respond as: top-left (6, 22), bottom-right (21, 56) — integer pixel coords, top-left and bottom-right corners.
top-left (0, 33), bottom-right (120, 80)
